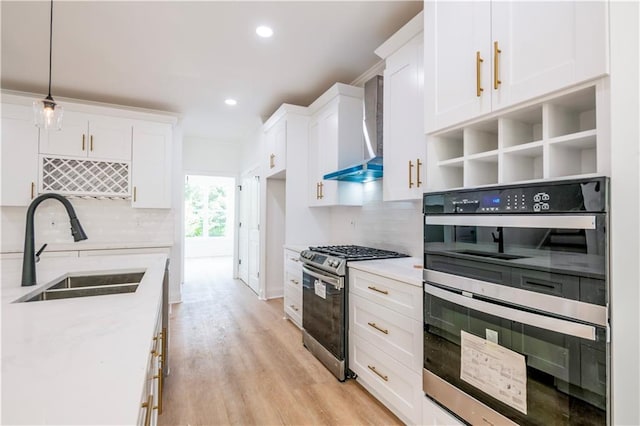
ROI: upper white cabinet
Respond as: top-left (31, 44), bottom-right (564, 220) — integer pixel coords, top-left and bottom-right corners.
top-left (131, 121), bottom-right (173, 209)
top-left (1, 103), bottom-right (39, 206)
top-left (40, 111), bottom-right (132, 161)
top-left (376, 12), bottom-right (425, 201)
top-left (425, 0), bottom-right (609, 133)
top-left (263, 117), bottom-right (287, 178)
top-left (307, 83), bottom-right (364, 207)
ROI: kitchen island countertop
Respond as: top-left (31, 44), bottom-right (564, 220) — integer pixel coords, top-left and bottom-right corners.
top-left (1, 253), bottom-right (167, 425)
top-left (348, 256), bottom-right (423, 287)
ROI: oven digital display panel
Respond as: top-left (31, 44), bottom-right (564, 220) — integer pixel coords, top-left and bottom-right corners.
top-left (481, 195), bottom-right (501, 207)
top-left (314, 255), bottom-right (327, 264)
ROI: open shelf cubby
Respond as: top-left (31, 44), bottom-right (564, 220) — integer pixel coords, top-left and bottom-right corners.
top-left (426, 84), bottom-right (604, 190)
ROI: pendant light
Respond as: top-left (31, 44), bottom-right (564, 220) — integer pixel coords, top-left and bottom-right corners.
top-left (33, 0), bottom-right (63, 130)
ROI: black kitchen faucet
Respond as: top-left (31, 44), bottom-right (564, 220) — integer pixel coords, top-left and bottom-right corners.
top-left (21, 193), bottom-right (88, 286)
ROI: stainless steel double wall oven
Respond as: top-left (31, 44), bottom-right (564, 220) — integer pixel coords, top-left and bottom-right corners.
top-left (422, 177), bottom-right (609, 425)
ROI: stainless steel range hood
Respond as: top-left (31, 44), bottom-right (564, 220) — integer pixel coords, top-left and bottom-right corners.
top-left (323, 75), bottom-right (383, 183)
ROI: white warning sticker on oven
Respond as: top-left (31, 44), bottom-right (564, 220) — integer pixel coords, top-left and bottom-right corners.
top-left (460, 330), bottom-right (527, 415)
top-left (314, 280), bottom-right (326, 299)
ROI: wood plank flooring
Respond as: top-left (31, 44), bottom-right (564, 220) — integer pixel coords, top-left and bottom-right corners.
top-left (159, 257), bottom-right (403, 426)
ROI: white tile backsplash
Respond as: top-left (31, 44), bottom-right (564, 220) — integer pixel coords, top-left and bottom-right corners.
top-left (1, 199), bottom-right (174, 252)
top-left (330, 180), bottom-right (423, 258)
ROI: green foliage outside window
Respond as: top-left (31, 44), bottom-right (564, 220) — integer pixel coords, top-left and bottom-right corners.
top-left (185, 177), bottom-right (228, 238)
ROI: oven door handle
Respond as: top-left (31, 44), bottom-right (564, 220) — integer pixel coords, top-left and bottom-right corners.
top-left (425, 283), bottom-right (597, 341)
top-left (424, 214), bottom-right (597, 230)
top-left (302, 265), bottom-right (343, 290)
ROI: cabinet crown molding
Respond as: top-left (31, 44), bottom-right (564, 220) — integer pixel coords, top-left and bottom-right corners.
top-left (308, 83), bottom-right (363, 114)
top-left (375, 11), bottom-right (424, 60)
top-left (262, 103), bottom-right (308, 131)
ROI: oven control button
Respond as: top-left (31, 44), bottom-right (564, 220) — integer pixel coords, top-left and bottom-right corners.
top-left (534, 193), bottom-right (542, 202)
top-left (542, 193), bottom-right (550, 201)
top-left (534, 203), bottom-right (541, 211)
top-left (541, 203), bottom-right (550, 210)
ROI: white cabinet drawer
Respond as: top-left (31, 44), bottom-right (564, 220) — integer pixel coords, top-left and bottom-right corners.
top-left (284, 282), bottom-right (302, 327)
top-left (350, 293), bottom-right (423, 372)
top-left (349, 333), bottom-right (422, 425)
top-left (422, 395), bottom-right (464, 426)
top-left (285, 269), bottom-right (302, 288)
top-left (284, 249), bottom-right (302, 268)
top-left (349, 268), bottom-right (422, 321)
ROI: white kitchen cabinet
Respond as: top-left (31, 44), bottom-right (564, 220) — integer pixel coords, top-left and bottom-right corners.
top-left (264, 117), bottom-right (287, 178)
top-left (425, 0), bottom-right (608, 133)
top-left (376, 12), bottom-right (425, 201)
top-left (1, 103), bottom-right (39, 206)
top-left (40, 110), bottom-right (132, 161)
top-left (131, 121), bottom-right (173, 209)
top-left (348, 267), bottom-right (423, 425)
top-left (422, 395), bottom-right (464, 426)
top-left (139, 302), bottom-right (164, 426)
top-left (307, 83), bottom-right (364, 207)
top-left (283, 248), bottom-right (303, 328)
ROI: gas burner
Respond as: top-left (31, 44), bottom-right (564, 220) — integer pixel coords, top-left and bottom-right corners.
top-left (309, 245), bottom-right (407, 260)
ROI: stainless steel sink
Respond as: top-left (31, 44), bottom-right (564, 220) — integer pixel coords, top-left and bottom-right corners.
top-left (16, 272), bottom-right (144, 303)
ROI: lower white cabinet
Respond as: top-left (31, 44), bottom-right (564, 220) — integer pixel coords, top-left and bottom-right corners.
top-left (283, 248), bottom-right (303, 328)
top-left (422, 395), bottom-right (464, 426)
top-left (348, 267), bottom-right (423, 424)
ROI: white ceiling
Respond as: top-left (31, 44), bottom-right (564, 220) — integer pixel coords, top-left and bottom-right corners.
top-left (1, 1), bottom-right (423, 143)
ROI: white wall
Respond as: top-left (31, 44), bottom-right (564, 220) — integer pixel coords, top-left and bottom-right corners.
top-left (183, 136), bottom-right (241, 175)
top-left (609, 2), bottom-right (640, 424)
top-left (330, 180), bottom-right (423, 258)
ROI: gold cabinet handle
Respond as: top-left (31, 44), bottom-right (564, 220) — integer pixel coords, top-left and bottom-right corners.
top-left (31, 182), bottom-right (35, 199)
top-left (408, 160), bottom-right (414, 188)
top-left (289, 304), bottom-right (299, 312)
top-left (367, 285), bottom-right (389, 295)
top-left (368, 365), bottom-right (389, 382)
top-left (494, 41), bottom-right (502, 90)
top-left (290, 279), bottom-right (299, 285)
top-left (153, 367), bottom-right (163, 414)
top-left (82, 134), bottom-right (86, 151)
top-left (319, 182), bottom-right (324, 199)
top-left (141, 394), bottom-right (153, 426)
top-left (269, 153), bottom-right (275, 169)
top-left (367, 321), bottom-right (389, 335)
top-left (90, 135), bottom-right (94, 151)
top-left (416, 158), bottom-right (423, 188)
top-left (161, 327), bottom-right (168, 368)
top-left (133, 186), bottom-right (137, 202)
top-left (476, 51), bottom-right (484, 97)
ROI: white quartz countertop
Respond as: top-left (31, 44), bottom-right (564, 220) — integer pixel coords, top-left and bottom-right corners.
top-left (283, 244), bottom-right (309, 253)
top-left (348, 257), bottom-right (424, 287)
top-left (1, 253), bottom-right (167, 425)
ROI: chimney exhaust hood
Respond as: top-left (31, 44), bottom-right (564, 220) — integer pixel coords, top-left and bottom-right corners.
top-left (323, 75), bottom-right (383, 183)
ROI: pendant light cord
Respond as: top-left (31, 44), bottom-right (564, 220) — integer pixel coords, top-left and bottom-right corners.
top-left (48, 0), bottom-right (53, 98)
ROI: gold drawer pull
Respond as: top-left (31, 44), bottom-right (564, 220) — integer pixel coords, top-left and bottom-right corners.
top-left (133, 186), bottom-right (137, 202)
top-left (368, 365), bottom-right (389, 381)
top-left (90, 135), bottom-right (94, 151)
top-left (153, 367), bottom-right (163, 414)
top-left (290, 279), bottom-right (299, 285)
top-left (416, 158), bottom-right (423, 188)
top-left (289, 304), bottom-right (299, 312)
top-left (367, 285), bottom-right (388, 295)
top-left (367, 322), bottom-right (389, 335)
top-left (31, 182), bottom-right (35, 199)
top-left (319, 182), bottom-right (324, 199)
top-left (141, 394), bottom-right (153, 426)
top-left (270, 153), bottom-right (275, 168)
top-left (476, 51), bottom-right (484, 97)
top-left (82, 134), bottom-right (86, 151)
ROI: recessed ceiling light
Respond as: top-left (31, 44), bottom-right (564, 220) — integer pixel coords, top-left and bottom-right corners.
top-left (256, 26), bottom-right (273, 38)
top-left (225, 99), bottom-right (237, 106)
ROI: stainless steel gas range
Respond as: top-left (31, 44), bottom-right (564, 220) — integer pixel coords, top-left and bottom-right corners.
top-left (299, 245), bottom-right (408, 381)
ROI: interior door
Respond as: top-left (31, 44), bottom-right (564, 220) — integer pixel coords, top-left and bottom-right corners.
top-left (237, 172), bottom-right (250, 284)
top-left (247, 173), bottom-right (261, 295)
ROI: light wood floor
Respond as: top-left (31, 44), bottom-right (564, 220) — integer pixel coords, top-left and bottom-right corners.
top-left (159, 257), bottom-right (403, 426)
